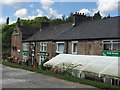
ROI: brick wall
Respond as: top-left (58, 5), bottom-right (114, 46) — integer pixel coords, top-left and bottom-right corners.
top-left (35, 42), bottom-right (40, 63)
top-left (35, 41), bottom-right (56, 64)
top-left (79, 40), bottom-right (102, 55)
top-left (25, 40), bottom-right (103, 64)
top-left (66, 40), bottom-right (103, 55)
top-left (11, 27), bottom-right (23, 62)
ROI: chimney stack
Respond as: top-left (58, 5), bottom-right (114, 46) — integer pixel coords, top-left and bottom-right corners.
top-left (73, 12), bottom-right (86, 26)
top-left (16, 17), bottom-right (21, 27)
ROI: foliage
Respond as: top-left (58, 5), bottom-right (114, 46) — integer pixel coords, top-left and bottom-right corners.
top-left (6, 17), bottom-right (9, 25)
top-left (20, 16), bottom-right (50, 28)
top-left (2, 24), bottom-right (15, 59)
top-left (50, 18), bottom-right (64, 25)
top-left (40, 58), bottom-right (49, 70)
top-left (65, 12), bottom-right (74, 22)
top-left (93, 11), bottom-right (102, 20)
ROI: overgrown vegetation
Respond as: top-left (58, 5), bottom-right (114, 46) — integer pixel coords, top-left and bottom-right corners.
top-left (2, 61), bottom-right (120, 90)
top-left (2, 24), bottom-right (15, 59)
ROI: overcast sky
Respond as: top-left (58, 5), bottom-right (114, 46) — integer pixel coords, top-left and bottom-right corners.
top-left (0, 0), bottom-right (119, 25)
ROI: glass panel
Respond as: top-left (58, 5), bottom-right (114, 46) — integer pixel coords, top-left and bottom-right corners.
top-left (23, 43), bottom-right (28, 51)
top-left (40, 43), bottom-right (47, 51)
top-left (58, 43), bottom-right (64, 52)
top-left (73, 43), bottom-right (77, 52)
top-left (41, 45), bottom-right (43, 51)
top-left (103, 43), bottom-right (111, 50)
top-left (113, 43), bottom-right (120, 51)
top-left (44, 45), bottom-right (47, 51)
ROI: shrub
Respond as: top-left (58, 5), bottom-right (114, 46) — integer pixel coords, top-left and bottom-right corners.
top-left (40, 58), bottom-right (49, 70)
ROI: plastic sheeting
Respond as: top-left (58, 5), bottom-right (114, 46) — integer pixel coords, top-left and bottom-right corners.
top-left (44, 54), bottom-right (120, 77)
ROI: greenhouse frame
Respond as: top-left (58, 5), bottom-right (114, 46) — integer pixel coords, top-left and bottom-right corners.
top-left (44, 54), bottom-right (120, 86)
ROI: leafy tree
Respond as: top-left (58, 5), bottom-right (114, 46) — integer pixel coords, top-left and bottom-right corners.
top-left (17, 17), bottom-right (20, 22)
top-left (66, 12), bottom-right (73, 22)
top-left (6, 17), bottom-right (9, 25)
top-left (2, 24), bottom-right (15, 59)
top-left (62, 15), bottom-right (66, 21)
top-left (93, 11), bottom-right (102, 20)
top-left (50, 18), bottom-right (63, 25)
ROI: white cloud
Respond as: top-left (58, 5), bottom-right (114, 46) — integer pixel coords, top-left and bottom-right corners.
top-left (25, 9), bottom-right (43, 20)
top-left (9, 20), bottom-right (16, 25)
top-left (14, 8), bottom-right (28, 18)
top-left (41, 0), bottom-right (54, 7)
top-left (27, 16), bottom-right (36, 20)
top-left (47, 8), bottom-right (62, 19)
top-left (36, 9), bottom-right (43, 17)
top-left (78, 8), bottom-right (91, 15)
top-left (1, 0), bottom-right (21, 8)
top-left (0, 18), bottom-right (6, 25)
top-left (40, 0), bottom-right (62, 19)
top-left (96, 0), bottom-right (118, 16)
top-left (77, 0), bottom-right (119, 17)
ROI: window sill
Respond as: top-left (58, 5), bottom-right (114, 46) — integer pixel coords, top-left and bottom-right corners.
top-left (56, 51), bottom-right (64, 54)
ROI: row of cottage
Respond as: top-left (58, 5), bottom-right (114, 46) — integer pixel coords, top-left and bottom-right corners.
top-left (11, 13), bottom-right (120, 66)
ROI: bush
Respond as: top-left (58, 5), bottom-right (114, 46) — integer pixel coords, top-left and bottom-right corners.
top-left (40, 58), bottom-right (49, 70)
top-left (2, 50), bottom-right (10, 60)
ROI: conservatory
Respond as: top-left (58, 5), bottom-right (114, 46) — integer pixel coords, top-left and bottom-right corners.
top-left (44, 54), bottom-right (120, 86)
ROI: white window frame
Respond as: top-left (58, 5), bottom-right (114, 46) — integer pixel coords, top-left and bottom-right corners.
top-left (56, 42), bottom-right (65, 53)
top-left (40, 42), bottom-right (47, 52)
top-left (23, 43), bottom-right (29, 51)
top-left (71, 41), bottom-right (78, 54)
top-left (102, 40), bottom-right (120, 51)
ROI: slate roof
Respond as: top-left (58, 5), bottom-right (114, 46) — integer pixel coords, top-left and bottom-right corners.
top-left (18, 26), bottom-right (40, 40)
top-left (54, 17), bottom-right (120, 41)
top-left (23, 16), bottom-right (120, 42)
top-left (19, 26), bottom-right (40, 35)
top-left (23, 22), bottom-right (73, 42)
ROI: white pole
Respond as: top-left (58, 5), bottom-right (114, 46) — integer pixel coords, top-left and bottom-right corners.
top-left (111, 79), bottom-right (113, 85)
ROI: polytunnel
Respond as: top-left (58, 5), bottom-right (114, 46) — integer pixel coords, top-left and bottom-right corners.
top-left (44, 54), bottom-right (120, 78)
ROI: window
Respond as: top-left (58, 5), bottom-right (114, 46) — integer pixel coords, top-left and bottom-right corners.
top-left (40, 42), bottom-right (47, 51)
top-left (12, 46), bottom-right (17, 51)
top-left (23, 43), bottom-right (29, 51)
top-left (103, 43), bottom-right (111, 50)
top-left (72, 41), bottom-right (78, 54)
top-left (56, 42), bottom-right (64, 53)
top-left (102, 40), bottom-right (120, 51)
top-left (113, 42), bottom-right (120, 51)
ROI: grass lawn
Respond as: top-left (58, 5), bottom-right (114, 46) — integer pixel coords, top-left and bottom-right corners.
top-left (2, 61), bottom-right (120, 90)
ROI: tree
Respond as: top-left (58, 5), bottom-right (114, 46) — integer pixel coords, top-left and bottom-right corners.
top-left (93, 11), bottom-right (102, 20)
top-left (2, 24), bottom-right (15, 59)
top-left (6, 17), bottom-right (9, 25)
top-left (17, 17), bottom-right (20, 22)
top-left (50, 18), bottom-right (63, 25)
top-left (66, 12), bottom-right (73, 22)
top-left (62, 15), bottom-right (66, 21)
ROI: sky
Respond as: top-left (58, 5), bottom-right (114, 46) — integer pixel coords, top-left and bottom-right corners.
top-left (0, 0), bottom-right (119, 25)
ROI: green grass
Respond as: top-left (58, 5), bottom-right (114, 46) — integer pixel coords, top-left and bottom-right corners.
top-left (0, 60), bottom-right (2, 64)
top-left (2, 61), bottom-right (120, 90)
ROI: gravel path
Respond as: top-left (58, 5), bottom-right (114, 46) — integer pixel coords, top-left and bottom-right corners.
top-left (1, 65), bottom-right (97, 88)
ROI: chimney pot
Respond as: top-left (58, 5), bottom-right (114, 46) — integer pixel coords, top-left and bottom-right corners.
top-left (73, 12), bottom-right (86, 25)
